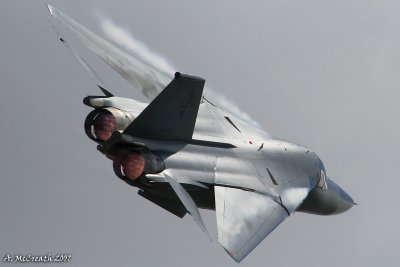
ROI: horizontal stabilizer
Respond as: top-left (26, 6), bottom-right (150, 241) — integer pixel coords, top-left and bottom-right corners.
top-left (138, 190), bottom-right (187, 218)
top-left (163, 173), bottom-right (210, 238)
top-left (47, 4), bottom-right (170, 100)
top-left (57, 36), bottom-right (113, 96)
top-left (123, 73), bottom-right (205, 141)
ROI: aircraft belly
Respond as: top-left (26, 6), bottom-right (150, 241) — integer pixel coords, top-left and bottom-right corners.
top-left (163, 147), bottom-right (217, 185)
top-left (214, 157), bottom-right (278, 198)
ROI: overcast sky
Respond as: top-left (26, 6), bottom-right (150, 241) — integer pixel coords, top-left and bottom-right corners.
top-left (1, 0), bottom-right (399, 266)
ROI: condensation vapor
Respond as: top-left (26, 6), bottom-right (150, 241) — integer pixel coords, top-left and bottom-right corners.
top-left (95, 13), bottom-right (260, 127)
top-left (95, 13), bottom-right (175, 77)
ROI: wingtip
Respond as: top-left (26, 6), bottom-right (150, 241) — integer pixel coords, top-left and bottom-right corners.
top-left (223, 248), bottom-right (243, 263)
top-left (46, 4), bottom-right (56, 16)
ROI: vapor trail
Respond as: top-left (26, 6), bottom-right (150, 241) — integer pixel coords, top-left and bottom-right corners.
top-left (95, 13), bottom-right (175, 77)
top-left (95, 13), bottom-right (260, 127)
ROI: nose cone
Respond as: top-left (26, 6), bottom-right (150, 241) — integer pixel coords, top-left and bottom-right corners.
top-left (327, 178), bottom-right (355, 214)
top-left (297, 177), bottom-right (356, 215)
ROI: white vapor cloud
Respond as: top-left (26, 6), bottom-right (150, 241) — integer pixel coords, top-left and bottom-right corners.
top-left (204, 90), bottom-right (260, 127)
top-left (95, 14), bottom-right (175, 77)
top-left (94, 13), bottom-right (260, 127)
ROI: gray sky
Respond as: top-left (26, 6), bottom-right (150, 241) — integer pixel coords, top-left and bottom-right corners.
top-left (1, 0), bottom-right (399, 266)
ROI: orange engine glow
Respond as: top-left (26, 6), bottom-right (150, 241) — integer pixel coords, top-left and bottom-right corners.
top-left (123, 153), bottom-right (145, 180)
top-left (93, 112), bottom-right (116, 141)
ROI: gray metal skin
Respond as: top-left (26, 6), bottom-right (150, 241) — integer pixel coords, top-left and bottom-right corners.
top-left (48, 5), bottom-right (355, 263)
top-left (85, 95), bottom-right (354, 216)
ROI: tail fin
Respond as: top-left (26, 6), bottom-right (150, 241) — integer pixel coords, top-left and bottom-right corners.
top-left (123, 72), bottom-right (204, 141)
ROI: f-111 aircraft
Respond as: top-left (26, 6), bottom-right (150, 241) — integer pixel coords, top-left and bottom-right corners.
top-left (48, 5), bottom-right (355, 262)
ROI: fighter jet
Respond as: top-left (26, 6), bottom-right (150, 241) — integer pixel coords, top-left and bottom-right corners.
top-left (47, 5), bottom-right (355, 262)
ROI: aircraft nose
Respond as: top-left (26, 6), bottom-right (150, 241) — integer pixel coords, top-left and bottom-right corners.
top-left (327, 178), bottom-right (356, 214)
top-left (336, 188), bottom-right (355, 213)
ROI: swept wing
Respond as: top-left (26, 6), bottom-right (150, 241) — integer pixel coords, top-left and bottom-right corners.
top-left (215, 186), bottom-right (288, 262)
top-left (48, 5), bottom-right (170, 100)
